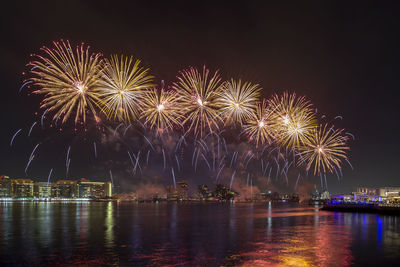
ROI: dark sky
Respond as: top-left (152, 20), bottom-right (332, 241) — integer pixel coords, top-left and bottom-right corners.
top-left (1, 0), bottom-right (400, 193)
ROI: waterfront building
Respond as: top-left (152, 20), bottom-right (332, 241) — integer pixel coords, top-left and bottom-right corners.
top-left (214, 184), bottom-right (236, 200)
top-left (198, 184), bottom-right (212, 200)
top-left (52, 180), bottom-right (78, 198)
top-left (10, 179), bottom-right (34, 198)
top-left (34, 182), bottom-right (51, 198)
top-left (77, 179), bottom-right (112, 198)
top-left (166, 180), bottom-right (189, 200)
top-left (0, 175), bottom-right (11, 197)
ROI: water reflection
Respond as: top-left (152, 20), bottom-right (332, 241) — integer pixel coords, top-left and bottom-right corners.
top-left (1, 202), bottom-right (400, 266)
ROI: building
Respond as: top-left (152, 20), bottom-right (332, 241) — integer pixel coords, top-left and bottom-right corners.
top-left (167, 180), bottom-right (188, 200)
top-left (331, 187), bottom-right (400, 203)
top-left (197, 184), bottom-right (212, 200)
top-left (34, 182), bottom-right (52, 198)
top-left (52, 180), bottom-right (78, 198)
top-left (77, 179), bottom-right (112, 198)
top-left (0, 175), bottom-right (11, 197)
top-left (10, 179), bottom-right (34, 198)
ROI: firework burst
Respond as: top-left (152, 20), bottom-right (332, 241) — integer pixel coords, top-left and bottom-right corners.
top-left (242, 99), bottom-right (276, 147)
top-left (268, 92), bottom-right (317, 148)
top-left (140, 88), bottom-right (182, 132)
top-left (217, 79), bottom-right (261, 125)
top-left (172, 66), bottom-right (223, 137)
top-left (298, 124), bottom-right (350, 175)
top-left (28, 40), bottom-right (104, 124)
top-left (97, 55), bottom-right (154, 122)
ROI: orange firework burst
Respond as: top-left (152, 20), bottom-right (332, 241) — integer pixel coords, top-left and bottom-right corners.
top-left (297, 124), bottom-right (350, 175)
top-left (140, 88), bottom-right (182, 133)
top-left (242, 99), bottom-right (276, 147)
top-left (172, 66), bottom-right (223, 137)
top-left (268, 92), bottom-right (317, 148)
top-left (97, 55), bottom-right (154, 122)
top-left (217, 79), bottom-right (261, 125)
top-left (28, 40), bottom-right (104, 124)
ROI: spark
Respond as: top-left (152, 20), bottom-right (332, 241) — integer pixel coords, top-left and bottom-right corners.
top-left (10, 129), bottom-right (22, 146)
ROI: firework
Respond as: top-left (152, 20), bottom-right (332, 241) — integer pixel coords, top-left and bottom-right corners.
top-left (217, 79), bottom-right (261, 125)
top-left (140, 88), bottom-right (182, 132)
top-left (268, 92), bottom-right (317, 148)
top-left (98, 55), bottom-right (154, 122)
top-left (28, 40), bottom-right (104, 124)
top-left (172, 66), bottom-right (223, 137)
top-left (242, 100), bottom-right (276, 147)
top-left (297, 124), bottom-right (349, 175)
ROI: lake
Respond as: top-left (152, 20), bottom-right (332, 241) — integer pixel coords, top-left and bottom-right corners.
top-left (0, 202), bottom-right (399, 266)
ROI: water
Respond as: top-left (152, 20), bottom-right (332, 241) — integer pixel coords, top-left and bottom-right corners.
top-left (0, 202), bottom-right (399, 266)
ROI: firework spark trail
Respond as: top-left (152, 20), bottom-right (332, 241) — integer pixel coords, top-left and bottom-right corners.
top-left (93, 142), bottom-right (97, 158)
top-left (19, 81), bottom-right (32, 93)
top-left (201, 153), bottom-right (211, 170)
top-left (339, 167), bottom-right (343, 177)
top-left (66, 146), bottom-right (71, 166)
top-left (65, 146), bottom-right (71, 177)
top-left (192, 147), bottom-right (198, 166)
top-left (333, 167), bottom-right (340, 181)
top-left (275, 164), bottom-right (280, 180)
top-left (175, 154), bottom-right (180, 171)
top-left (143, 135), bottom-right (155, 151)
top-left (127, 151), bottom-right (136, 173)
top-left (47, 168), bottom-right (53, 186)
top-left (261, 159), bottom-right (264, 173)
top-left (320, 173), bottom-right (323, 189)
top-left (216, 164), bottom-right (225, 181)
top-left (146, 150), bottom-right (150, 165)
top-left (245, 154), bottom-right (254, 168)
top-left (10, 129), bottom-right (22, 146)
top-left (123, 124), bottom-right (132, 136)
top-left (113, 123), bottom-right (123, 136)
top-left (346, 132), bottom-right (355, 140)
top-left (25, 157), bottom-right (34, 175)
top-left (25, 143), bottom-right (40, 174)
top-left (263, 162), bottom-right (270, 176)
top-left (28, 122), bottom-right (37, 137)
top-left (250, 179), bottom-right (253, 200)
top-left (41, 108), bottom-right (48, 128)
top-left (66, 158), bottom-right (71, 178)
top-left (222, 137), bottom-right (228, 153)
top-left (229, 170), bottom-right (236, 190)
top-left (268, 167), bottom-right (272, 183)
top-left (324, 174), bottom-right (328, 191)
top-left (295, 173), bottom-right (301, 191)
top-left (246, 173), bottom-right (250, 187)
top-left (162, 148), bottom-right (166, 170)
top-left (194, 150), bottom-right (201, 171)
top-left (335, 116), bottom-right (343, 120)
top-left (171, 167), bottom-right (176, 188)
top-left (284, 171), bottom-right (288, 185)
top-left (109, 170), bottom-right (114, 184)
top-left (345, 159), bottom-right (354, 170)
top-left (230, 153), bottom-right (235, 168)
top-left (132, 151), bottom-right (142, 174)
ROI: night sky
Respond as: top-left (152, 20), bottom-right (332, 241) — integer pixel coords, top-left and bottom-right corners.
top-left (1, 1), bottom-right (400, 194)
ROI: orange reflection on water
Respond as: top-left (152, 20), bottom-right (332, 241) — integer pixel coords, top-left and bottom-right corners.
top-left (224, 209), bottom-right (354, 266)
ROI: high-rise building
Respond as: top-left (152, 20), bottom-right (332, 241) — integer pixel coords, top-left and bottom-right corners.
top-left (34, 182), bottom-right (52, 198)
top-left (10, 179), bottom-right (34, 198)
top-left (52, 180), bottom-right (77, 198)
top-left (177, 180), bottom-right (188, 199)
top-left (77, 179), bottom-right (112, 198)
top-left (0, 175), bottom-right (11, 197)
top-left (167, 180), bottom-right (189, 200)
